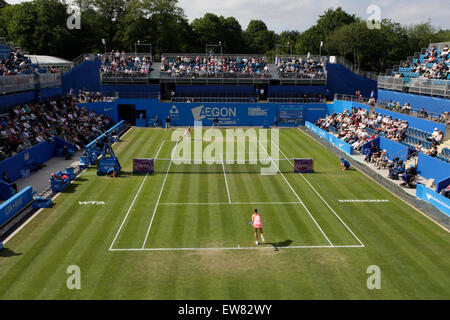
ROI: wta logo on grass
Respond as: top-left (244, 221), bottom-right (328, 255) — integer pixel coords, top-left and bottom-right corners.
top-left (171, 122), bottom-right (279, 175)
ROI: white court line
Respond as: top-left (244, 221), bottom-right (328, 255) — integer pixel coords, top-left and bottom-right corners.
top-left (141, 140), bottom-right (179, 249)
top-left (109, 140), bottom-right (165, 250)
top-left (277, 135), bottom-right (365, 247)
top-left (258, 141), bottom-right (334, 247)
top-left (220, 154), bottom-right (232, 204)
top-left (158, 202), bottom-right (302, 206)
top-left (109, 244), bottom-right (364, 252)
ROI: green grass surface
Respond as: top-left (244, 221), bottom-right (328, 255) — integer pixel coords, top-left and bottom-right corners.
top-left (0, 127), bottom-right (449, 299)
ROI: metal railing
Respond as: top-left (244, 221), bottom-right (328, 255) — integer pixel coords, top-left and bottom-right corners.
top-left (377, 75), bottom-right (404, 91)
top-left (0, 74), bottom-right (35, 94)
top-left (378, 75), bottom-right (450, 99)
top-left (159, 70), bottom-right (271, 80)
top-left (38, 73), bottom-right (62, 88)
top-left (100, 72), bottom-right (155, 84)
top-left (428, 42), bottom-right (450, 50)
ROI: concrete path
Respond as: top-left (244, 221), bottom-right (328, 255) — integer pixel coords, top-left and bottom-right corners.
top-left (15, 152), bottom-right (82, 196)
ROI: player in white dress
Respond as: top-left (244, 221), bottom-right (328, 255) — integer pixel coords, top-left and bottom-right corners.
top-left (179, 126), bottom-right (191, 141)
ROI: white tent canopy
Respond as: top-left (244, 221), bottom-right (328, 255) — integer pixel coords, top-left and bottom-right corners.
top-left (27, 55), bottom-right (71, 65)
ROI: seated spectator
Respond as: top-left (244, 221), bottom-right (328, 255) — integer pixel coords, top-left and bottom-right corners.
top-left (428, 128), bottom-right (443, 145)
top-left (426, 145), bottom-right (438, 157)
top-left (62, 145), bottom-right (73, 160)
top-left (401, 165), bottom-right (417, 187)
top-left (375, 150), bottom-right (388, 169)
top-left (2, 171), bottom-right (17, 194)
top-left (418, 108), bottom-right (428, 118)
top-left (440, 112), bottom-right (450, 125)
top-left (440, 184), bottom-right (450, 199)
top-left (415, 141), bottom-right (424, 154)
top-left (401, 103), bottom-right (411, 114)
top-left (388, 160), bottom-right (405, 180)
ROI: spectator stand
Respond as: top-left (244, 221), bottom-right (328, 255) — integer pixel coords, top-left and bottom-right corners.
top-left (159, 53), bottom-right (271, 85)
top-left (275, 55), bottom-right (327, 84)
top-left (100, 52), bottom-right (154, 84)
top-left (378, 41), bottom-right (450, 99)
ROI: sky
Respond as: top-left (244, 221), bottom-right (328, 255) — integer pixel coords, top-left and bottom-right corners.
top-left (5, 0), bottom-right (450, 33)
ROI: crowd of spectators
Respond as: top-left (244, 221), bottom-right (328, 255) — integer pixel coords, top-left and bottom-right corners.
top-left (276, 56), bottom-right (325, 79)
top-left (160, 55), bottom-right (269, 78)
top-left (315, 107), bottom-right (409, 153)
top-left (101, 50), bottom-right (153, 74)
top-left (393, 45), bottom-right (450, 80)
top-left (0, 93), bottom-right (114, 162)
top-left (0, 48), bottom-right (41, 76)
top-left (72, 88), bottom-right (114, 103)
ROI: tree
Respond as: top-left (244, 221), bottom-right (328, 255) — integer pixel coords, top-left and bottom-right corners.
top-left (294, 7), bottom-right (355, 55)
top-left (244, 20), bottom-right (277, 54)
top-left (0, 1), bottom-right (37, 52)
top-left (191, 13), bottom-right (223, 52)
top-left (32, 0), bottom-right (75, 57)
top-left (0, 0), bottom-right (8, 9)
top-left (76, 0), bottom-right (128, 51)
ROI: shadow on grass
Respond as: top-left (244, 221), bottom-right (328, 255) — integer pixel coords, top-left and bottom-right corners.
top-left (0, 247), bottom-right (22, 257)
top-left (265, 239), bottom-right (293, 251)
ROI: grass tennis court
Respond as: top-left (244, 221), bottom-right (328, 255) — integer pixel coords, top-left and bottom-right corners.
top-left (0, 127), bottom-right (449, 299)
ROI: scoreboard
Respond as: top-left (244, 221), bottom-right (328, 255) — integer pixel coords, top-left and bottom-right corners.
top-left (278, 105), bottom-right (304, 125)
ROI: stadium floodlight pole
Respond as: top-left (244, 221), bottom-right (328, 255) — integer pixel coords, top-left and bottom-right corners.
top-left (206, 42), bottom-right (223, 58)
top-left (102, 38), bottom-right (106, 56)
top-left (276, 42), bottom-right (291, 62)
top-left (319, 41), bottom-right (323, 57)
top-left (135, 40), bottom-right (140, 54)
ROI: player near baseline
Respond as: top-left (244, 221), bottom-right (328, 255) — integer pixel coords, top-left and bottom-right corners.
top-left (179, 126), bottom-right (191, 141)
top-left (251, 209), bottom-right (265, 245)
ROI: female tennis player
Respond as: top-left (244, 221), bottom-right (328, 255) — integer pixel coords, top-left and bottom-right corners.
top-left (252, 209), bottom-right (265, 245)
top-left (179, 126), bottom-right (191, 141)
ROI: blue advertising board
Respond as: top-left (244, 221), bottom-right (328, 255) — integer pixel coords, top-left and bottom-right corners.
top-left (80, 100), bottom-right (329, 128)
top-left (0, 186), bottom-right (34, 228)
top-left (305, 121), bottom-right (354, 155)
top-left (416, 184), bottom-right (450, 217)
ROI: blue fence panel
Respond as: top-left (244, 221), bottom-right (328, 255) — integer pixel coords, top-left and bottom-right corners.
top-left (436, 176), bottom-right (450, 194)
top-left (417, 152), bottom-right (450, 182)
top-left (0, 140), bottom-right (57, 182)
top-left (0, 186), bottom-right (34, 228)
top-left (326, 63), bottom-right (378, 98)
top-left (379, 137), bottom-right (409, 161)
top-left (0, 91), bottom-right (35, 113)
top-left (305, 121), bottom-right (353, 154)
top-left (416, 184), bottom-right (450, 217)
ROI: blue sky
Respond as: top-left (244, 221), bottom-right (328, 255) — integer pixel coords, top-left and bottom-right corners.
top-left (6, 0), bottom-right (450, 33)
